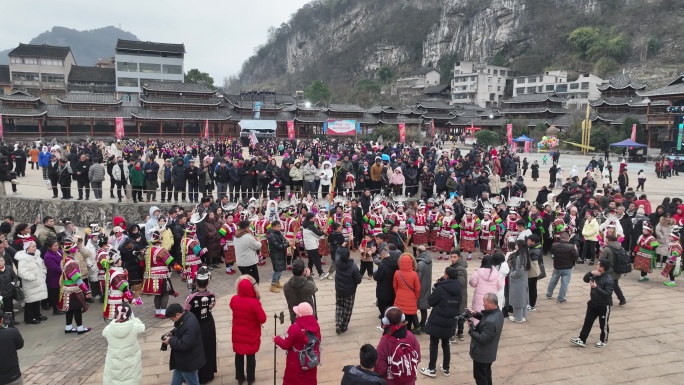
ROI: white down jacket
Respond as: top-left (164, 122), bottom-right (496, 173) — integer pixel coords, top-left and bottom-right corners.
top-left (15, 250), bottom-right (48, 303)
top-left (102, 317), bottom-right (146, 385)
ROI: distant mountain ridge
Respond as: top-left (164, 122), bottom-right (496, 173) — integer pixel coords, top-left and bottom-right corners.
top-left (0, 26), bottom-right (139, 66)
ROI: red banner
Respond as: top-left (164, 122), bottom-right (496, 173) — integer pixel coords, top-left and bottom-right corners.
top-left (524, 140), bottom-right (531, 153)
top-left (506, 123), bottom-right (513, 145)
top-left (114, 117), bottom-right (124, 139)
top-left (631, 124), bottom-right (637, 141)
top-left (399, 123), bottom-right (406, 143)
top-left (204, 120), bottom-right (209, 139)
top-left (287, 120), bottom-right (295, 140)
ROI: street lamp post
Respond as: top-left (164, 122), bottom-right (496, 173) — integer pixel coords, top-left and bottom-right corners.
top-left (643, 97), bottom-right (652, 148)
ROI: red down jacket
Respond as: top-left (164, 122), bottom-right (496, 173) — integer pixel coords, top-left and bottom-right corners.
top-left (229, 275), bottom-right (267, 355)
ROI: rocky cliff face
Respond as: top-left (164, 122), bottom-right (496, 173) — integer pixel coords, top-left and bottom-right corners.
top-left (239, 0), bottom-right (670, 89)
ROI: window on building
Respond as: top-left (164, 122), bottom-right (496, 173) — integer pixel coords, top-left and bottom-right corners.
top-left (581, 82), bottom-right (589, 90)
top-left (490, 93), bottom-right (496, 101)
top-left (501, 70), bottom-right (507, 76)
top-left (117, 77), bottom-right (139, 87)
top-left (516, 87), bottom-right (524, 94)
top-left (570, 83), bottom-right (579, 90)
top-left (11, 72), bottom-right (39, 81)
top-left (488, 85), bottom-right (492, 90)
top-left (498, 86), bottom-right (501, 91)
top-left (454, 70), bottom-right (460, 75)
top-left (528, 77), bottom-right (536, 83)
top-left (493, 69), bottom-right (498, 75)
top-left (539, 76), bottom-right (543, 82)
top-left (41, 74), bottom-right (65, 83)
top-left (23, 58), bottom-right (38, 65)
top-left (117, 62), bottom-right (138, 72)
top-left (527, 86), bottom-right (536, 93)
top-left (556, 84), bottom-right (568, 93)
top-left (471, 76), bottom-right (476, 81)
top-left (488, 77), bottom-right (492, 83)
top-left (517, 78), bottom-right (525, 84)
top-left (139, 63), bottom-right (161, 73)
top-left (488, 69), bottom-right (491, 74)
top-left (40, 59), bottom-right (63, 66)
top-left (538, 86), bottom-right (543, 92)
top-left (545, 85), bottom-right (554, 91)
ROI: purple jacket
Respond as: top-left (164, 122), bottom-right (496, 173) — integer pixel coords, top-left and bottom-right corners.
top-left (44, 249), bottom-right (63, 289)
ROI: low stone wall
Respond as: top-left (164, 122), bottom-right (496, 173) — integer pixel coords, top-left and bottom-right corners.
top-left (0, 196), bottom-right (179, 227)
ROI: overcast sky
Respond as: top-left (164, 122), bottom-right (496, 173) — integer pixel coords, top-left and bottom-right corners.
top-left (0, 0), bottom-right (311, 82)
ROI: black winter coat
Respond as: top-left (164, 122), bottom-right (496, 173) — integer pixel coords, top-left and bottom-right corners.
top-left (0, 263), bottom-right (19, 298)
top-left (168, 312), bottom-right (206, 371)
top-left (171, 164), bottom-right (186, 188)
top-left (373, 255), bottom-right (399, 301)
top-left (0, 326), bottom-right (23, 384)
top-left (334, 249), bottom-right (362, 297)
top-left (424, 278), bottom-right (460, 339)
top-left (341, 365), bottom-right (387, 385)
top-left (267, 229), bottom-right (289, 272)
top-left (469, 308), bottom-right (504, 364)
top-left (584, 271), bottom-right (614, 307)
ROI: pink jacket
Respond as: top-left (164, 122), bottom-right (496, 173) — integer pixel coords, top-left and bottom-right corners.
top-left (469, 267), bottom-right (502, 312)
top-left (389, 169), bottom-right (405, 185)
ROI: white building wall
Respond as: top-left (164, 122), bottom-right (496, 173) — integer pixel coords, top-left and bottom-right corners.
top-left (114, 53), bottom-right (184, 95)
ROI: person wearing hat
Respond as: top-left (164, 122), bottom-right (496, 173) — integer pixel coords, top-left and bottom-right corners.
top-left (57, 158), bottom-right (73, 199)
top-left (185, 158), bottom-right (200, 203)
top-left (58, 237), bottom-right (93, 334)
top-left (186, 266), bottom-right (218, 384)
top-left (274, 302), bottom-right (321, 385)
top-left (128, 160), bottom-right (145, 203)
top-left (103, 248), bottom-right (136, 320)
top-left (162, 303), bottom-right (206, 385)
top-left (633, 221), bottom-right (659, 282)
top-left (375, 306), bottom-right (421, 384)
top-left (141, 228), bottom-right (183, 318)
top-left (103, 303), bottom-right (145, 385)
top-left (290, 158), bottom-right (304, 196)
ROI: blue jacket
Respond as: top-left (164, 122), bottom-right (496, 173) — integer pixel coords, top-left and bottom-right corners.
top-left (38, 148), bottom-right (51, 167)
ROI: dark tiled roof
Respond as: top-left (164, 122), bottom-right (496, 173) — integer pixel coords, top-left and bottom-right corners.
top-left (294, 113), bottom-right (329, 123)
top-left (57, 93), bottom-right (121, 105)
top-left (597, 73), bottom-right (646, 91)
top-left (327, 104), bottom-right (366, 113)
top-left (452, 103), bottom-right (485, 111)
top-left (590, 97), bottom-right (669, 107)
top-left (416, 100), bottom-right (452, 110)
top-left (8, 43), bottom-right (71, 59)
top-left (140, 96), bottom-right (223, 106)
top-left (46, 105), bottom-right (138, 119)
top-left (357, 114), bottom-right (380, 124)
top-left (142, 82), bottom-right (215, 94)
top-left (423, 84), bottom-right (450, 94)
top-left (68, 66), bottom-right (115, 83)
top-left (499, 107), bottom-right (567, 114)
top-left (0, 91), bottom-right (40, 102)
top-left (591, 113), bottom-right (624, 123)
top-left (0, 65), bottom-right (9, 84)
top-left (551, 114), bottom-right (574, 127)
top-left (68, 84), bottom-right (116, 93)
top-left (421, 113), bottom-right (456, 120)
top-left (502, 93), bottom-right (567, 104)
top-left (366, 105), bottom-right (399, 114)
top-left (0, 106), bottom-right (47, 117)
top-left (115, 39), bottom-right (185, 54)
top-left (132, 109), bottom-right (230, 121)
top-left (639, 76), bottom-right (684, 97)
top-left (379, 117), bottom-right (424, 125)
top-left (610, 114), bottom-right (647, 125)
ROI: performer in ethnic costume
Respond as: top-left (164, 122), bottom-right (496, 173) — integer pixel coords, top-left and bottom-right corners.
top-left (183, 266), bottom-right (217, 384)
top-left (662, 228), bottom-right (682, 287)
top-left (254, 212), bottom-right (270, 266)
top-left (633, 221), bottom-right (659, 282)
top-left (103, 248), bottom-right (138, 320)
top-left (141, 228), bottom-right (182, 318)
top-left (480, 211), bottom-right (498, 255)
top-left (182, 222), bottom-right (207, 291)
top-left (363, 203), bottom-right (385, 236)
top-left (284, 206), bottom-right (302, 268)
top-left (426, 204), bottom-right (442, 248)
top-left (552, 208), bottom-right (567, 242)
top-left (436, 207), bottom-right (459, 259)
top-left (58, 237), bottom-right (93, 334)
top-left (459, 210), bottom-right (480, 260)
top-left (95, 235), bottom-right (110, 302)
top-left (411, 202), bottom-right (428, 252)
top-left (315, 206), bottom-right (330, 257)
top-left (219, 213), bottom-right (238, 275)
top-left (330, 204), bottom-right (354, 245)
top-left (387, 203), bottom-right (409, 235)
top-left (503, 210), bottom-right (521, 250)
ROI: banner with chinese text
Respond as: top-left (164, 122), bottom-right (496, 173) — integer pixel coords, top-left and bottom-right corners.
top-left (287, 120), bottom-right (295, 140)
top-left (115, 117), bottom-right (124, 139)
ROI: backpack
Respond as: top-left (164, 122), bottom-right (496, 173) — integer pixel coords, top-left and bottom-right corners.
top-left (609, 246), bottom-right (632, 274)
top-left (386, 339), bottom-right (419, 384)
top-left (296, 329), bottom-right (321, 371)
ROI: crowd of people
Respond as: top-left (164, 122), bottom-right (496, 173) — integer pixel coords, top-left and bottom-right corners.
top-left (0, 135), bottom-right (682, 385)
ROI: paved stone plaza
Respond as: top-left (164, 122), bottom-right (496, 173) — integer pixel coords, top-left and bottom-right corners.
top-left (8, 145), bottom-right (684, 384)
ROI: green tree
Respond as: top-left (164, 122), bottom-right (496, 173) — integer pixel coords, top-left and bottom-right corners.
top-left (360, 124), bottom-right (422, 143)
top-left (475, 129), bottom-right (500, 148)
top-left (568, 27), bottom-right (600, 58)
top-left (184, 69), bottom-right (215, 87)
top-left (490, 52), bottom-right (509, 67)
top-left (377, 66), bottom-right (394, 84)
top-left (303, 80), bottom-right (333, 105)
